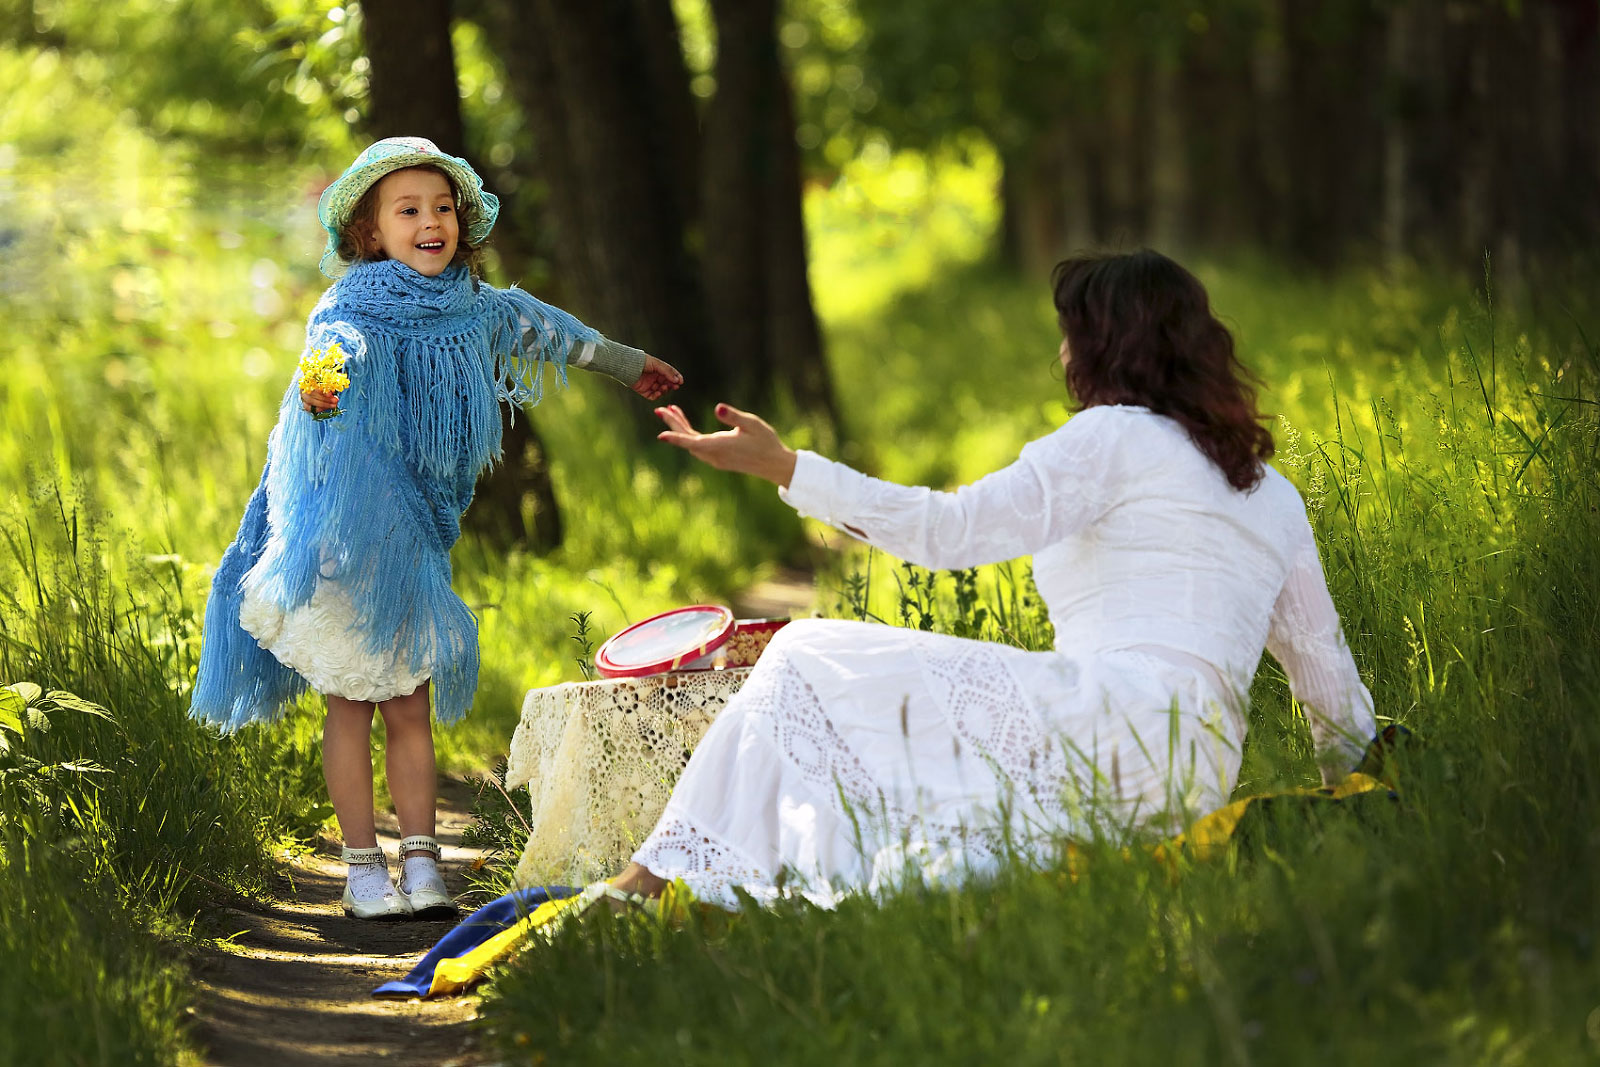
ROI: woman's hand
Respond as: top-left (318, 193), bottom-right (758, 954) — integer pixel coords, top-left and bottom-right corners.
top-left (301, 388), bottom-right (339, 413)
top-left (631, 355), bottom-right (683, 401)
top-left (656, 403), bottom-right (797, 488)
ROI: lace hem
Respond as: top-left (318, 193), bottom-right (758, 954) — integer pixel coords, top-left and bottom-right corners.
top-left (745, 627), bottom-right (1079, 881)
top-left (631, 810), bottom-right (773, 910)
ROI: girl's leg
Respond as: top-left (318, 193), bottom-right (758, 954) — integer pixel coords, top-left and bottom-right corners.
top-left (376, 682), bottom-right (436, 852)
top-left (323, 694), bottom-right (379, 848)
top-left (378, 683), bottom-right (454, 914)
top-left (326, 694), bottom-right (407, 917)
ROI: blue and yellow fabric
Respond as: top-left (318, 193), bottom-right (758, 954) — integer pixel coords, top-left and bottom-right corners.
top-left (373, 880), bottom-right (705, 998)
top-left (372, 886), bottom-right (582, 999)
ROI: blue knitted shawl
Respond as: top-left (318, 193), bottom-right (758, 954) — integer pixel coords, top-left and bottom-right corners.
top-left (189, 259), bottom-right (599, 731)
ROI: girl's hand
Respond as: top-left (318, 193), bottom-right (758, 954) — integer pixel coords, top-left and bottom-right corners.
top-left (301, 388), bottom-right (339, 413)
top-left (656, 403), bottom-right (797, 488)
top-left (631, 356), bottom-right (683, 401)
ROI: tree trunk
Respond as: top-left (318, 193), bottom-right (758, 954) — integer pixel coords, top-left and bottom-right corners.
top-left (1175, 8), bottom-right (1276, 254)
top-left (1381, 1), bottom-right (1415, 266)
top-left (701, 0), bottom-right (780, 405)
top-left (1102, 45), bottom-right (1151, 243)
top-left (1277, 0), bottom-right (1387, 265)
top-left (762, 51), bottom-right (836, 420)
top-left (363, 0), bottom-right (564, 552)
top-left (1557, 0), bottom-right (1600, 250)
top-left (469, 0), bottom-right (836, 424)
top-left (997, 128), bottom-right (1071, 277)
top-left (702, 0), bottom-right (835, 418)
top-left (472, 0), bottom-right (717, 391)
top-left (1147, 52), bottom-right (1187, 252)
top-left (362, 0), bottom-right (465, 153)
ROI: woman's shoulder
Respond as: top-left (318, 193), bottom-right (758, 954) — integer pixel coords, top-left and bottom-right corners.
top-left (1044, 403), bottom-right (1156, 437)
top-left (1253, 464), bottom-right (1319, 529)
top-left (1028, 404), bottom-right (1166, 453)
top-left (1011, 405), bottom-right (1161, 477)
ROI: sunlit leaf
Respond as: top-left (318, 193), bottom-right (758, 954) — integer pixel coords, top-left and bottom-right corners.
top-left (4, 681), bottom-right (43, 707)
top-left (44, 690), bottom-right (116, 722)
top-left (0, 687), bottom-right (24, 735)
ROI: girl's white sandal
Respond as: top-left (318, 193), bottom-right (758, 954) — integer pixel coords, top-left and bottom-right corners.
top-left (340, 845), bottom-right (412, 920)
top-left (397, 835), bottom-right (458, 920)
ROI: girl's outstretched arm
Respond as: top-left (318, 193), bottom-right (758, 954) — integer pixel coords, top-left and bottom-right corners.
top-left (563, 333), bottom-right (681, 399)
top-left (631, 354), bottom-right (683, 400)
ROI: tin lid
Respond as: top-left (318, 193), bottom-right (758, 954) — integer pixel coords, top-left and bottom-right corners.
top-left (593, 605), bottom-right (736, 678)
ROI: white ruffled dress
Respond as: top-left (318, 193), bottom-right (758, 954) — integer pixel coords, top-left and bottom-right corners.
top-left (629, 405), bottom-right (1376, 908)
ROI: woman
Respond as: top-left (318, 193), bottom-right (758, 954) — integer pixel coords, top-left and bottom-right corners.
top-left (615, 250), bottom-right (1374, 909)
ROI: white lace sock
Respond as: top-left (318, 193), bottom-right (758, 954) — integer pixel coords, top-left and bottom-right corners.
top-left (346, 859), bottom-right (398, 902)
top-left (400, 853), bottom-right (448, 895)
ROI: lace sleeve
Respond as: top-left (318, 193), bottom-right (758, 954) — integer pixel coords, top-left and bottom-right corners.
top-left (1265, 517), bottom-right (1377, 778)
top-left (779, 408), bottom-right (1120, 570)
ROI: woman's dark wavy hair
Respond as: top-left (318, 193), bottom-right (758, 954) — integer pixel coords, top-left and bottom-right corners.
top-left (1052, 249), bottom-right (1274, 491)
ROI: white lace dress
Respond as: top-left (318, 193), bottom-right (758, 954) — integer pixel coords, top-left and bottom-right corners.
top-left (629, 405), bottom-right (1376, 908)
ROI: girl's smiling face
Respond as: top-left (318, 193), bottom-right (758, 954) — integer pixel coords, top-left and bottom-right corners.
top-left (367, 167), bottom-right (459, 276)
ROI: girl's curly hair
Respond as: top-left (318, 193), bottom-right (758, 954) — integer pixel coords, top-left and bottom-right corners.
top-left (335, 164), bottom-right (486, 276)
top-left (1052, 249), bottom-right (1274, 492)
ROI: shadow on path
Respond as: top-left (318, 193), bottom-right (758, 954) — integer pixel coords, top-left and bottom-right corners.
top-left (189, 776), bottom-right (491, 1067)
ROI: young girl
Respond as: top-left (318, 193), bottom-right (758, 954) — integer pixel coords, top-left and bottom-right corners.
top-left (189, 137), bottom-right (682, 920)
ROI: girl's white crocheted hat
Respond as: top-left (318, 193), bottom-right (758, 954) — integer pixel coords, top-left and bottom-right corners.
top-left (317, 136), bottom-right (499, 278)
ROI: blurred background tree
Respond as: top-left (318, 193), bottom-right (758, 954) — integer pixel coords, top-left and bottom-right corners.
top-left (823, 0), bottom-right (1600, 275)
top-left (12, 0), bottom-right (1593, 276)
top-left (5, 0), bottom-right (1595, 545)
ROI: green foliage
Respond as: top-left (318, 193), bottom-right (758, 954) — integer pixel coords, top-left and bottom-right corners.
top-left (569, 610), bottom-right (598, 681)
top-left (6, 0), bottom-right (348, 151)
top-left (458, 760), bottom-right (534, 902)
top-left (6, 22), bottom-right (1600, 1062)
top-left (788, 0), bottom-right (1222, 163)
top-left (804, 138), bottom-right (1001, 323)
top-left (0, 836), bottom-right (189, 1067)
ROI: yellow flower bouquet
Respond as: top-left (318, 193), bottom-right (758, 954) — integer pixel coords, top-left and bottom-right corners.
top-left (298, 340), bottom-right (351, 421)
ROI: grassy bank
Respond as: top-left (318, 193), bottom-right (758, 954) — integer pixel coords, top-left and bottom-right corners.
top-left (0, 502), bottom-right (329, 1065)
top-left (474, 269), bottom-right (1600, 1062)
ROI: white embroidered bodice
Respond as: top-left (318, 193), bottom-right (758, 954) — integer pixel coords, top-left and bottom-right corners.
top-left (780, 404), bottom-right (1375, 766)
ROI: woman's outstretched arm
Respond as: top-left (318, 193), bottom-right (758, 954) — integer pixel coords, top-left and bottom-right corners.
top-left (656, 403), bottom-right (798, 486)
top-left (656, 402), bottom-right (1122, 570)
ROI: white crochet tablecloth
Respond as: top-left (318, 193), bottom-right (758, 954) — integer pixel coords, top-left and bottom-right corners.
top-left (504, 669), bottom-right (752, 887)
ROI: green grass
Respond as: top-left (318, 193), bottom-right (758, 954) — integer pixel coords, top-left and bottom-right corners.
top-left (0, 40), bottom-right (812, 1063)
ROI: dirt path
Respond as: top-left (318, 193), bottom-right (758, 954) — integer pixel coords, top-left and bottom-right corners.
top-left (188, 777), bottom-right (493, 1067)
top-left (731, 565), bottom-right (816, 619)
top-left (185, 571), bottom-right (815, 1066)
